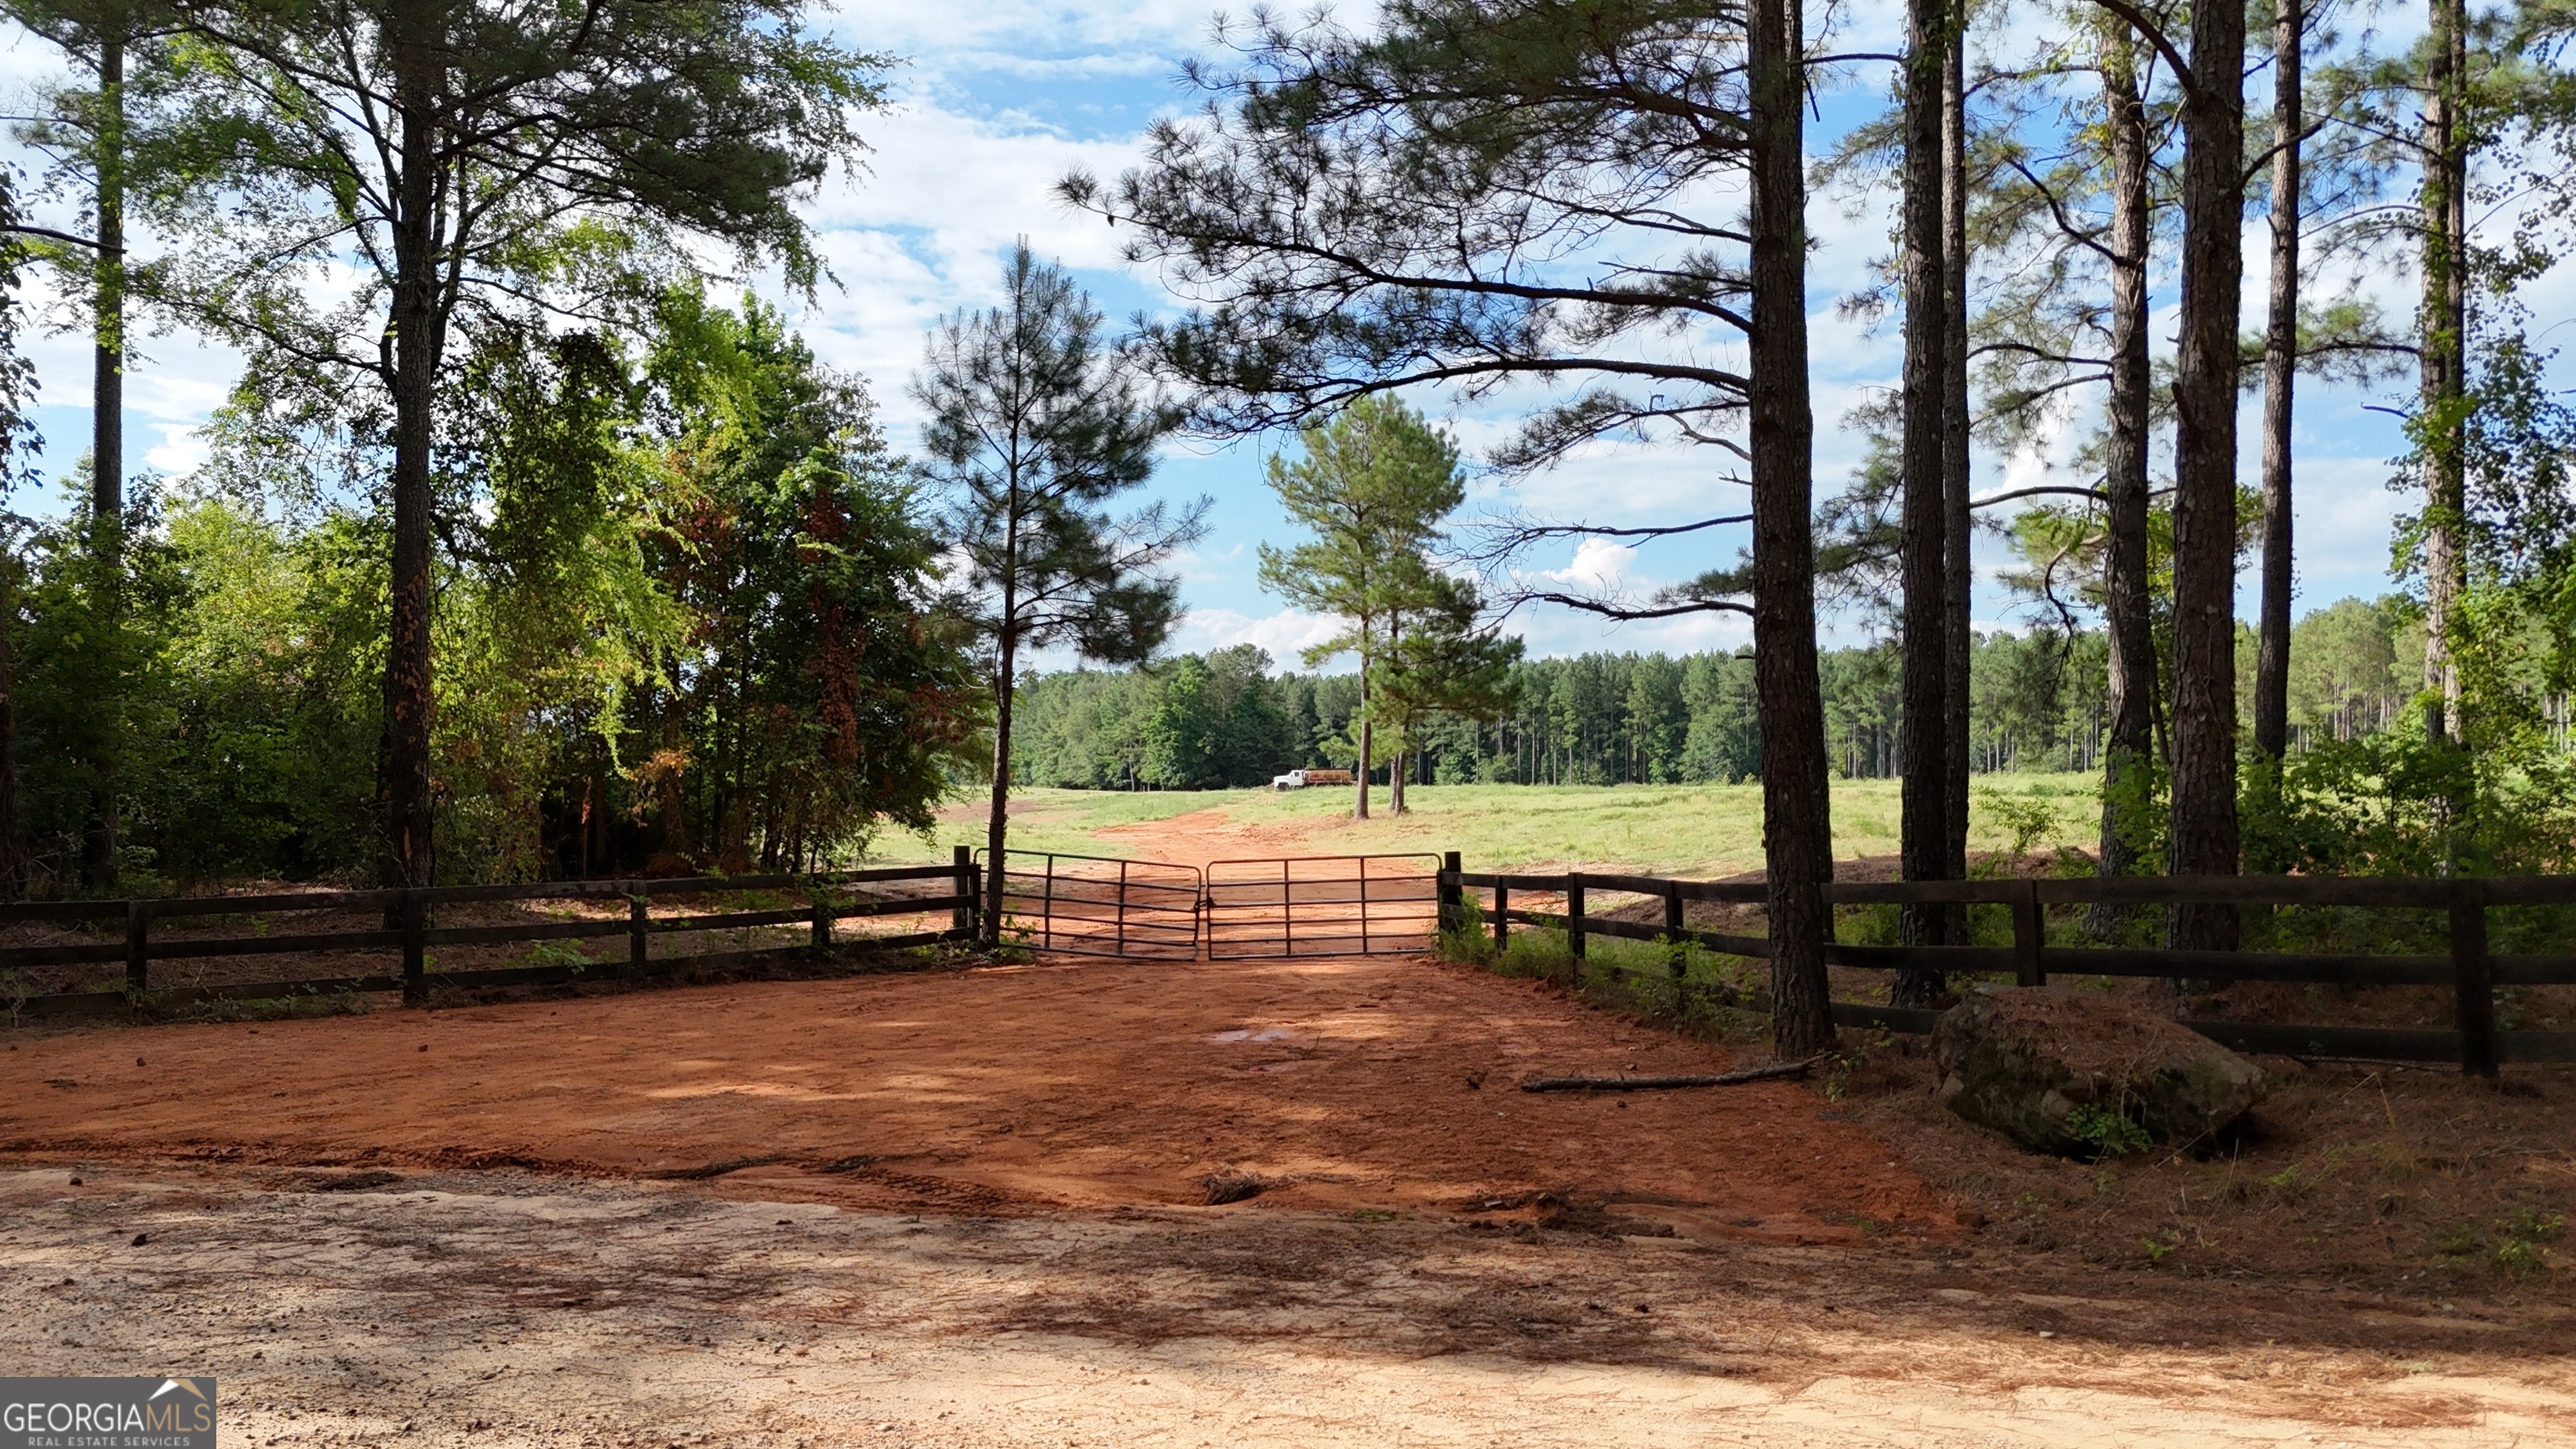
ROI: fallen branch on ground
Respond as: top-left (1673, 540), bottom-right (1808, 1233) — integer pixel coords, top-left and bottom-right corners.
top-left (1519, 1061), bottom-right (1812, 1093)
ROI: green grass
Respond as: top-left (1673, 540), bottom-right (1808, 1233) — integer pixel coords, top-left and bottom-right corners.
top-left (861, 773), bottom-right (2105, 874)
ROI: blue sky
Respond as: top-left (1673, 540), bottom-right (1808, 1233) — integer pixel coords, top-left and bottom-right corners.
top-left (0, 0), bottom-right (2507, 670)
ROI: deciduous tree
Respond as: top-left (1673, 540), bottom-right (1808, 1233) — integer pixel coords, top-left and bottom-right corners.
top-left (156, 0), bottom-right (889, 886)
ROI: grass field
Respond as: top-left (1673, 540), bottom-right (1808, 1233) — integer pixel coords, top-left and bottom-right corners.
top-left (865, 773), bottom-right (2106, 875)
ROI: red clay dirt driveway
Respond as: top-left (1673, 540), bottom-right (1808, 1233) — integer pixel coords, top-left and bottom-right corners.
top-left (0, 951), bottom-right (1938, 1239)
top-left (7, 954), bottom-right (2575, 1446)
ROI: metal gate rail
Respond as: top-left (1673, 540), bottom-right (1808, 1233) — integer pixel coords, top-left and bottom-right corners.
top-left (979, 849), bottom-right (1202, 959)
top-left (1203, 854), bottom-right (1443, 958)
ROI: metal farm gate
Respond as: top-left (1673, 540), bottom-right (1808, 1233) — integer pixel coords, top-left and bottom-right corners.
top-left (1202, 854), bottom-right (1444, 959)
top-left (980, 849), bottom-right (1447, 960)
top-left (982, 849), bottom-right (1203, 959)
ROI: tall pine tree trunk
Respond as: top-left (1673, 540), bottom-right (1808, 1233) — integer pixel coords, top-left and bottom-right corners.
top-left (2166, 0), bottom-right (2247, 953)
top-left (0, 556), bottom-right (19, 900)
top-left (2254, 0), bottom-right (2303, 770)
top-left (1895, 0), bottom-right (1952, 998)
top-left (2092, 23), bottom-right (2159, 938)
top-left (1749, 0), bottom-right (1836, 1060)
top-left (380, 7), bottom-right (443, 890)
top-left (980, 619), bottom-right (1017, 949)
top-left (1355, 633), bottom-right (1374, 819)
top-left (79, 28), bottom-right (126, 893)
top-left (2420, 0), bottom-right (2467, 740)
top-left (1940, 29), bottom-right (1972, 895)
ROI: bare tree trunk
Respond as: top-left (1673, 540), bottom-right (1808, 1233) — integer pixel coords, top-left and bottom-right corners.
top-left (0, 557), bottom-right (18, 900)
top-left (980, 626), bottom-right (1017, 949)
top-left (1940, 29), bottom-right (1973, 896)
top-left (2165, 0), bottom-right (2247, 953)
top-left (2420, 0), bottom-right (2467, 740)
top-left (1749, 0), bottom-right (1836, 1061)
top-left (2254, 0), bottom-right (2303, 769)
top-left (379, 8), bottom-right (443, 891)
top-left (1895, 0), bottom-right (1952, 1000)
top-left (1355, 631), bottom-right (1374, 819)
top-left (78, 28), bottom-right (127, 893)
top-left (2091, 23), bottom-right (2159, 939)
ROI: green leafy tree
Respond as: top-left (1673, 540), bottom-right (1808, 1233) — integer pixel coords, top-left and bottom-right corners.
top-left (915, 243), bottom-right (1204, 946)
top-left (1142, 654), bottom-right (1219, 788)
top-left (0, 170), bottom-right (45, 893)
top-left (156, 0), bottom-right (891, 886)
top-left (624, 288), bottom-right (984, 877)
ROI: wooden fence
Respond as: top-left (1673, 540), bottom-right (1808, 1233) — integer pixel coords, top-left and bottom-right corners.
top-left (2, 848), bottom-right (981, 1020)
top-left (1442, 861), bottom-right (2576, 1076)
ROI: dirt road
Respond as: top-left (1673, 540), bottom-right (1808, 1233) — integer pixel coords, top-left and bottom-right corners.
top-left (6, 1165), bottom-right (2573, 1447)
top-left (6, 955), bottom-right (2573, 1445)
top-left (0, 953), bottom-right (1935, 1234)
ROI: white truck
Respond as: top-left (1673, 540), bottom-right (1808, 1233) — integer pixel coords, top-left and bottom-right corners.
top-left (1270, 767), bottom-right (1357, 791)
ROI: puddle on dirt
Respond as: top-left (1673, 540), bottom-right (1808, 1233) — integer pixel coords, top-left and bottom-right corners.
top-left (1208, 1027), bottom-right (1296, 1043)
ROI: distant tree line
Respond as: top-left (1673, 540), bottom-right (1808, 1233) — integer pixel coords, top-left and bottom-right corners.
top-left (1011, 595), bottom-right (2454, 792)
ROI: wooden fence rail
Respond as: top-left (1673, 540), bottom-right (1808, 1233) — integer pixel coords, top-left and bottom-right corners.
top-left (2, 848), bottom-right (983, 1021)
top-left (1444, 867), bottom-right (2576, 1075)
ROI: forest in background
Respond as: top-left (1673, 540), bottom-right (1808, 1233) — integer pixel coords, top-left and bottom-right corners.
top-left (1013, 592), bottom-right (2466, 792)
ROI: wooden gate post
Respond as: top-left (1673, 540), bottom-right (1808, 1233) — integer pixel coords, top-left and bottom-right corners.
top-left (628, 891), bottom-right (649, 983)
top-left (2012, 879), bottom-right (2045, 988)
top-left (401, 888), bottom-right (427, 1006)
top-left (1568, 873), bottom-right (1587, 961)
top-left (811, 880), bottom-right (832, 953)
top-left (952, 845), bottom-right (976, 936)
top-left (1440, 851), bottom-right (1462, 934)
top-left (1493, 884), bottom-right (1510, 953)
top-left (1665, 883), bottom-right (1686, 980)
top-left (124, 899), bottom-right (148, 1000)
top-left (2452, 878), bottom-right (2497, 1078)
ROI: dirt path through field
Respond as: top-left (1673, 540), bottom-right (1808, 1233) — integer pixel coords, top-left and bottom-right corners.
top-left (0, 953), bottom-right (1940, 1236)
top-left (1088, 803), bottom-right (1368, 866)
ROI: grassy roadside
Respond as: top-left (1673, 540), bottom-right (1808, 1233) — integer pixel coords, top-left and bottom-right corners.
top-left (861, 774), bottom-right (2106, 873)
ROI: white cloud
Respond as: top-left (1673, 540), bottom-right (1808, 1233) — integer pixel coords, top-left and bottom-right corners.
top-left (1172, 605), bottom-right (1349, 666)
top-left (1540, 537), bottom-right (1637, 590)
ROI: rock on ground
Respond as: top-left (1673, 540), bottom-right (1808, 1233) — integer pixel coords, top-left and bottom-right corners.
top-left (1933, 986), bottom-right (2265, 1155)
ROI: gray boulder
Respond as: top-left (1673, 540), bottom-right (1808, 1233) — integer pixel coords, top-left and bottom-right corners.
top-left (1932, 987), bottom-right (2265, 1156)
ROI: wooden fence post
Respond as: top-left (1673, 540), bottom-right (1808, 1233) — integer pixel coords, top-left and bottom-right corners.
top-left (1440, 851), bottom-right (1462, 934)
top-left (1664, 883), bottom-right (1686, 979)
top-left (401, 889), bottom-right (427, 1006)
top-left (124, 899), bottom-right (148, 1000)
top-left (1493, 883), bottom-right (1510, 953)
top-left (2012, 879), bottom-right (2044, 989)
top-left (2452, 878), bottom-right (2497, 1078)
top-left (953, 844), bottom-right (977, 937)
top-left (811, 880), bottom-right (832, 953)
top-left (628, 891), bottom-right (649, 983)
top-left (1568, 873), bottom-right (1587, 960)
